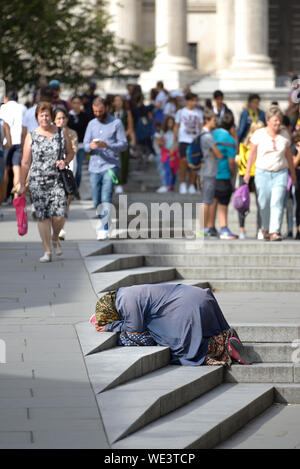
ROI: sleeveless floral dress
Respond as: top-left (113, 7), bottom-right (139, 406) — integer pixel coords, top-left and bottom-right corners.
top-left (29, 129), bottom-right (67, 220)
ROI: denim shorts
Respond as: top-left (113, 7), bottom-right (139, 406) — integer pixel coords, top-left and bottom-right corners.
top-left (202, 176), bottom-right (216, 205)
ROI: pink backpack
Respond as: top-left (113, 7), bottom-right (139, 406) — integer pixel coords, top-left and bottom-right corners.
top-left (13, 195), bottom-right (28, 236)
top-left (233, 184), bottom-right (250, 214)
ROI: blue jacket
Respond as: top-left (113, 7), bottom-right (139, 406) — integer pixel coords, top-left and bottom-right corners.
top-left (238, 109), bottom-right (266, 144)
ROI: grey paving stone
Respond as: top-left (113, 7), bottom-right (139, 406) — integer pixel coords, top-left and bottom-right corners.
top-left (0, 432), bottom-right (32, 445)
top-left (32, 429), bottom-right (109, 449)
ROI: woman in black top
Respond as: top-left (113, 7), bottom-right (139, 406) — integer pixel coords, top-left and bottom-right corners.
top-left (68, 95), bottom-right (90, 189)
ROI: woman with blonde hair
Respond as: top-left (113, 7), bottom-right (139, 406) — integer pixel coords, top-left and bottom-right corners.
top-left (236, 120), bottom-right (265, 239)
top-left (244, 106), bottom-right (296, 242)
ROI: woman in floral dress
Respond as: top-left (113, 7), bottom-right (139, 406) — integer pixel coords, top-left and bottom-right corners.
top-left (18, 102), bottom-right (74, 262)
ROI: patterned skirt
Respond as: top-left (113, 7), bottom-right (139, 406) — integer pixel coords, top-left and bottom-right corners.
top-left (204, 330), bottom-right (232, 367)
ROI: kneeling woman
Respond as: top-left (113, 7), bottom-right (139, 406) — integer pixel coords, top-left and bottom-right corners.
top-left (92, 284), bottom-right (251, 366)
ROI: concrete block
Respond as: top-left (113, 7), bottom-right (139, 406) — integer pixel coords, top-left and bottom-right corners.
top-left (225, 364), bottom-right (294, 384)
top-left (231, 324), bottom-right (300, 343)
top-left (76, 322), bottom-right (118, 356)
top-left (98, 365), bottom-right (223, 444)
top-left (85, 346), bottom-right (170, 394)
top-left (113, 384), bottom-right (274, 449)
top-left (274, 384), bottom-right (300, 404)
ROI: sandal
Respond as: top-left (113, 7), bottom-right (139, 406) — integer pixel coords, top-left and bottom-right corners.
top-left (52, 239), bottom-right (63, 256)
top-left (270, 233), bottom-right (282, 242)
top-left (263, 231), bottom-right (270, 242)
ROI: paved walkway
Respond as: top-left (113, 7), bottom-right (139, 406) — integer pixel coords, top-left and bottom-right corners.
top-left (0, 202), bottom-right (109, 448)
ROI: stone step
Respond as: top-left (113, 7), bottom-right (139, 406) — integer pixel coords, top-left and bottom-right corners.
top-left (98, 365), bottom-right (223, 445)
top-left (244, 343), bottom-right (297, 363)
top-left (90, 267), bottom-right (177, 293)
top-left (176, 266), bottom-right (300, 280)
top-left (111, 240), bottom-right (300, 255)
top-left (202, 279), bottom-right (300, 292)
top-left (112, 383), bottom-right (274, 449)
top-left (145, 254), bottom-right (300, 268)
top-left (231, 324), bottom-right (300, 343)
top-left (84, 254), bottom-right (144, 274)
top-left (225, 363), bottom-right (300, 384)
top-left (84, 346), bottom-right (170, 394)
top-left (75, 322), bottom-right (118, 356)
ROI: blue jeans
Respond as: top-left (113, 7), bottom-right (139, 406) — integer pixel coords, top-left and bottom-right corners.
top-left (75, 148), bottom-right (85, 188)
top-left (90, 168), bottom-right (118, 229)
top-left (255, 168), bottom-right (288, 234)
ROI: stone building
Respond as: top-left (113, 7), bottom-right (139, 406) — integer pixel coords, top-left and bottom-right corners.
top-left (106, 0), bottom-right (300, 98)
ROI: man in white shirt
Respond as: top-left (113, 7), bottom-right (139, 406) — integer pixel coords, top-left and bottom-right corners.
top-left (0, 90), bottom-right (26, 197)
top-left (174, 92), bottom-right (203, 194)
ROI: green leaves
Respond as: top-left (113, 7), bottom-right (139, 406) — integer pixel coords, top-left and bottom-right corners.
top-left (0, 0), bottom-right (155, 90)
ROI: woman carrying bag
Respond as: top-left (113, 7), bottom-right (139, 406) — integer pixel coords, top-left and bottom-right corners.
top-left (18, 102), bottom-right (74, 262)
top-left (244, 106), bottom-right (296, 242)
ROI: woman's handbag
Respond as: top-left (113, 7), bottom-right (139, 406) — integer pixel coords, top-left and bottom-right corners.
top-left (118, 331), bottom-right (156, 347)
top-left (13, 195), bottom-right (28, 236)
top-left (57, 127), bottom-right (78, 196)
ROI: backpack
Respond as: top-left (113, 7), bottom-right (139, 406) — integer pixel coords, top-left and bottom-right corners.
top-left (135, 114), bottom-right (152, 143)
top-left (233, 184), bottom-right (250, 214)
top-left (186, 131), bottom-right (208, 171)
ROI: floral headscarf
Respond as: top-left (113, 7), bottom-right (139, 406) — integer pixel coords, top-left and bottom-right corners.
top-left (95, 291), bottom-right (119, 326)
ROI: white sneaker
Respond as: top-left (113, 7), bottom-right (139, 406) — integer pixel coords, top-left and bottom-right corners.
top-left (239, 232), bottom-right (247, 240)
top-left (257, 231), bottom-right (264, 241)
top-left (156, 186), bottom-right (168, 193)
top-left (97, 228), bottom-right (109, 241)
top-left (179, 182), bottom-right (187, 194)
top-left (188, 184), bottom-right (196, 194)
top-left (39, 252), bottom-right (52, 263)
top-left (115, 185), bottom-right (124, 194)
top-left (59, 229), bottom-right (66, 241)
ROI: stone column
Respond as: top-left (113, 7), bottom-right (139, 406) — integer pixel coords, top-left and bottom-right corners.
top-left (219, 0), bottom-right (275, 90)
top-left (108, 0), bottom-right (141, 45)
top-left (139, 0), bottom-right (197, 91)
top-left (216, 0), bottom-right (235, 71)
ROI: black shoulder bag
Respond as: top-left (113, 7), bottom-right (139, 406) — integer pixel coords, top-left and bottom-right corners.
top-left (57, 127), bottom-right (79, 197)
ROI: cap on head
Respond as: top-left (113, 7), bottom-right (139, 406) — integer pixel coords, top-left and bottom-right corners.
top-left (49, 80), bottom-right (60, 89)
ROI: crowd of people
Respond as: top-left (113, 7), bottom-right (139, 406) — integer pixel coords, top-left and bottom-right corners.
top-left (1, 76), bottom-right (300, 259)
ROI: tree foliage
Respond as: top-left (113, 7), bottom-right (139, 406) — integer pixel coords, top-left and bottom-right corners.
top-left (0, 0), bottom-right (155, 90)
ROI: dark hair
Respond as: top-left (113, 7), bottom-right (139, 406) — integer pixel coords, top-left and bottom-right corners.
top-left (205, 99), bottom-right (213, 110)
top-left (35, 102), bottom-right (54, 120)
top-left (157, 81), bottom-right (164, 89)
top-left (282, 115), bottom-right (291, 128)
top-left (71, 95), bottom-right (83, 102)
top-left (185, 92), bottom-right (198, 101)
top-left (40, 86), bottom-right (54, 102)
top-left (7, 90), bottom-right (18, 102)
top-left (221, 111), bottom-right (234, 131)
top-left (53, 107), bottom-right (69, 120)
top-left (163, 116), bottom-right (175, 132)
top-left (150, 88), bottom-right (158, 101)
top-left (213, 90), bottom-right (224, 99)
top-left (248, 93), bottom-right (260, 103)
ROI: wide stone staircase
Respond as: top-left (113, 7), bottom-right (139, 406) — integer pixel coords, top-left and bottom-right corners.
top-left (76, 156), bottom-right (300, 448)
top-left (76, 238), bottom-right (300, 449)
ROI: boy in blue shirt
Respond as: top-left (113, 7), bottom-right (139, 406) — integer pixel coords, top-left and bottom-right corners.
top-left (209, 113), bottom-right (238, 239)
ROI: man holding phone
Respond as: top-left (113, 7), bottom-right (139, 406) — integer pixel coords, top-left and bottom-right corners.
top-left (84, 97), bottom-right (128, 240)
